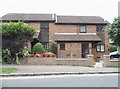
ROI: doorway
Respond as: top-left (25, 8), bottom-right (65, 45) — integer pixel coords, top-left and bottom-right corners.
top-left (82, 43), bottom-right (89, 58)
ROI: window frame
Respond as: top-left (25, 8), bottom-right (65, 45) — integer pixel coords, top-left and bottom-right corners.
top-left (42, 43), bottom-right (49, 50)
top-left (79, 25), bottom-right (86, 33)
top-left (60, 43), bottom-right (65, 50)
top-left (96, 44), bottom-right (105, 52)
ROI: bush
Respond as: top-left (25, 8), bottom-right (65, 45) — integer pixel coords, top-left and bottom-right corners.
top-left (110, 44), bottom-right (117, 52)
top-left (18, 48), bottom-right (31, 57)
top-left (2, 49), bottom-right (12, 64)
top-left (49, 43), bottom-right (57, 54)
top-left (32, 43), bottom-right (45, 54)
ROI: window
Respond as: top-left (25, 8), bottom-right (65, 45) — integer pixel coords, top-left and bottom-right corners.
top-left (40, 22), bottom-right (49, 29)
top-left (96, 25), bottom-right (104, 32)
top-left (42, 43), bottom-right (49, 50)
top-left (80, 26), bottom-right (86, 33)
top-left (96, 44), bottom-right (105, 52)
top-left (60, 43), bottom-right (65, 50)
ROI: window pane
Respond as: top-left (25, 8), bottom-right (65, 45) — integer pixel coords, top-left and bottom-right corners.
top-left (42, 43), bottom-right (48, 50)
top-left (60, 43), bottom-right (65, 50)
top-left (97, 45), bottom-right (100, 51)
top-left (80, 26), bottom-right (86, 32)
top-left (101, 45), bottom-right (105, 52)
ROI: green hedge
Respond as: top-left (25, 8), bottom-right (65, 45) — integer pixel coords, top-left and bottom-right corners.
top-left (110, 44), bottom-right (117, 52)
top-left (32, 43), bottom-right (45, 54)
top-left (49, 43), bottom-right (57, 54)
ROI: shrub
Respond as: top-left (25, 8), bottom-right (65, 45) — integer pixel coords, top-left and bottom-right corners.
top-left (2, 49), bottom-right (12, 64)
top-left (18, 48), bottom-right (31, 57)
top-left (32, 43), bottom-right (45, 54)
top-left (49, 43), bottom-right (57, 54)
top-left (110, 44), bottom-right (117, 52)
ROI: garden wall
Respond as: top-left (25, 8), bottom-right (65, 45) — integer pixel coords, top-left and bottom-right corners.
top-left (20, 57), bottom-right (95, 66)
top-left (103, 55), bottom-right (120, 67)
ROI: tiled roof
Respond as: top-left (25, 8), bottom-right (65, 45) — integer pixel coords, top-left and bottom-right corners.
top-left (55, 34), bottom-right (101, 42)
top-left (56, 16), bottom-right (108, 24)
top-left (2, 13), bottom-right (55, 21)
top-left (1, 13), bottom-right (108, 24)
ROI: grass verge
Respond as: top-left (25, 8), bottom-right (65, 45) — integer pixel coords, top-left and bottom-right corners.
top-left (0, 68), bottom-right (16, 74)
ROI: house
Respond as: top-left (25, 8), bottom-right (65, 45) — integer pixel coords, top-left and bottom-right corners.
top-left (1, 13), bottom-right (110, 61)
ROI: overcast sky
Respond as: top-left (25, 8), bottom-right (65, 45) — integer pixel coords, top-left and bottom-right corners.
top-left (0, 0), bottom-right (119, 23)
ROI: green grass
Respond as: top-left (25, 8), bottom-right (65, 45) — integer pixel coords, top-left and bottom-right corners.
top-left (0, 68), bottom-right (16, 74)
top-left (106, 66), bottom-right (120, 68)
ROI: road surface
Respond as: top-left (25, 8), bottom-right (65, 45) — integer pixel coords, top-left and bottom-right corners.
top-left (2, 74), bottom-right (119, 87)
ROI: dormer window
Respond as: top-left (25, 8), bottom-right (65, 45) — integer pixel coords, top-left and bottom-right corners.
top-left (80, 25), bottom-right (86, 33)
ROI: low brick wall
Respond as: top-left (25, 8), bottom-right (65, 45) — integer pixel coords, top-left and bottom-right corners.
top-left (56, 58), bottom-right (95, 66)
top-left (103, 55), bottom-right (120, 67)
top-left (20, 57), bottom-right (95, 66)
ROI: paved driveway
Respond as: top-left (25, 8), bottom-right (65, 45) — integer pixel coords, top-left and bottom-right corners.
top-left (2, 65), bottom-right (119, 73)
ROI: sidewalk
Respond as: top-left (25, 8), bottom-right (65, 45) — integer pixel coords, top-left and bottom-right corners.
top-left (1, 65), bottom-right (120, 76)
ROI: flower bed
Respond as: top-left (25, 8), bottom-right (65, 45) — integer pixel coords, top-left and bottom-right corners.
top-left (31, 52), bottom-right (56, 57)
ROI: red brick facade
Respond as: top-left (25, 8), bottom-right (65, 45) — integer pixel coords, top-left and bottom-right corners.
top-left (29, 22), bottom-right (109, 61)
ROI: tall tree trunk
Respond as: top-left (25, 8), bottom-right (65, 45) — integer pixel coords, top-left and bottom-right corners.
top-left (117, 46), bottom-right (120, 52)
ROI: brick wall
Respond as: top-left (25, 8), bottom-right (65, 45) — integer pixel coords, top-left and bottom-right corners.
top-left (103, 55), bottom-right (120, 67)
top-left (57, 42), bottom-right (82, 58)
top-left (20, 57), bottom-right (95, 66)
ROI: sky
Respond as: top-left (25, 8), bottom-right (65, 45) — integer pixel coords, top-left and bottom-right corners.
top-left (0, 0), bottom-right (119, 23)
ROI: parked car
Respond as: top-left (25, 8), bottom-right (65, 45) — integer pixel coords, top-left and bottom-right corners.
top-left (110, 51), bottom-right (120, 59)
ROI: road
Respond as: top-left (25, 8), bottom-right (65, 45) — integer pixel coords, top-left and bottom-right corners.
top-left (2, 74), bottom-right (119, 87)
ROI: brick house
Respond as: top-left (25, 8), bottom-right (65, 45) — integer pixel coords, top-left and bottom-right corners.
top-left (2, 13), bottom-right (110, 61)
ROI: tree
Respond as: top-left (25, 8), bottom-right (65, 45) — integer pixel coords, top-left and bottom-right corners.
top-left (1, 22), bottom-right (35, 64)
top-left (108, 17), bottom-right (120, 52)
top-left (49, 43), bottom-right (57, 54)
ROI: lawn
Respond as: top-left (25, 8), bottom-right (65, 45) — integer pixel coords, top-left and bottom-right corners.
top-left (0, 68), bottom-right (16, 74)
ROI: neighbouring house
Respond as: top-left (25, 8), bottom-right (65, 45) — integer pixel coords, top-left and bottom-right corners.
top-left (1, 13), bottom-right (110, 61)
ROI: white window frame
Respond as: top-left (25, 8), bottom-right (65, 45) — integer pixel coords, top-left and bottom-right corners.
top-left (96, 44), bottom-right (105, 52)
top-left (80, 26), bottom-right (86, 33)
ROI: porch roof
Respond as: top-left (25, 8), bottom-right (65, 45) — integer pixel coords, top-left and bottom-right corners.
top-left (55, 34), bottom-right (101, 42)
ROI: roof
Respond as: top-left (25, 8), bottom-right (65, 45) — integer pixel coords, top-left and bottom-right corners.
top-left (55, 34), bottom-right (101, 42)
top-left (2, 13), bottom-right (56, 21)
top-left (56, 16), bottom-right (108, 24)
top-left (1, 13), bottom-right (108, 24)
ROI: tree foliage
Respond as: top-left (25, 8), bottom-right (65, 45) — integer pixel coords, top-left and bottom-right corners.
top-left (32, 43), bottom-right (45, 54)
top-left (1, 22), bottom-right (35, 63)
top-left (108, 17), bottom-right (120, 51)
top-left (109, 44), bottom-right (117, 52)
top-left (49, 43), bottom-right (57, 54)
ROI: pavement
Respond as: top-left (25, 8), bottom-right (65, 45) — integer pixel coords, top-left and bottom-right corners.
top-left (1, 65), bottom-right (120, 76)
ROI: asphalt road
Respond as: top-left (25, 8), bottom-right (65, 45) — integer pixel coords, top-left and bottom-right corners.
top-left (2, 74), bottom-right (119, 87)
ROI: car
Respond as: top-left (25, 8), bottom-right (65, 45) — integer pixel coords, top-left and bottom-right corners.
top-left (110, 51), bottom-right (120, 59)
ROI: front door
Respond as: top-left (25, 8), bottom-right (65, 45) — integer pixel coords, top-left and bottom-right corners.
top-left (82, 43), bottom-right (89, 58)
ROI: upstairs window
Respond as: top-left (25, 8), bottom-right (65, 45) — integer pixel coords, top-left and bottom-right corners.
top-left (40, 22), bottom-right (49, 29)
top-left (96, 25), bottom-right (104, 32)
top-left (60, 43), bottom-right (65, 50)
top-left (96, 44), bottom-right (105, 52)
top-left (80, 26), bottom-right (86, 33)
